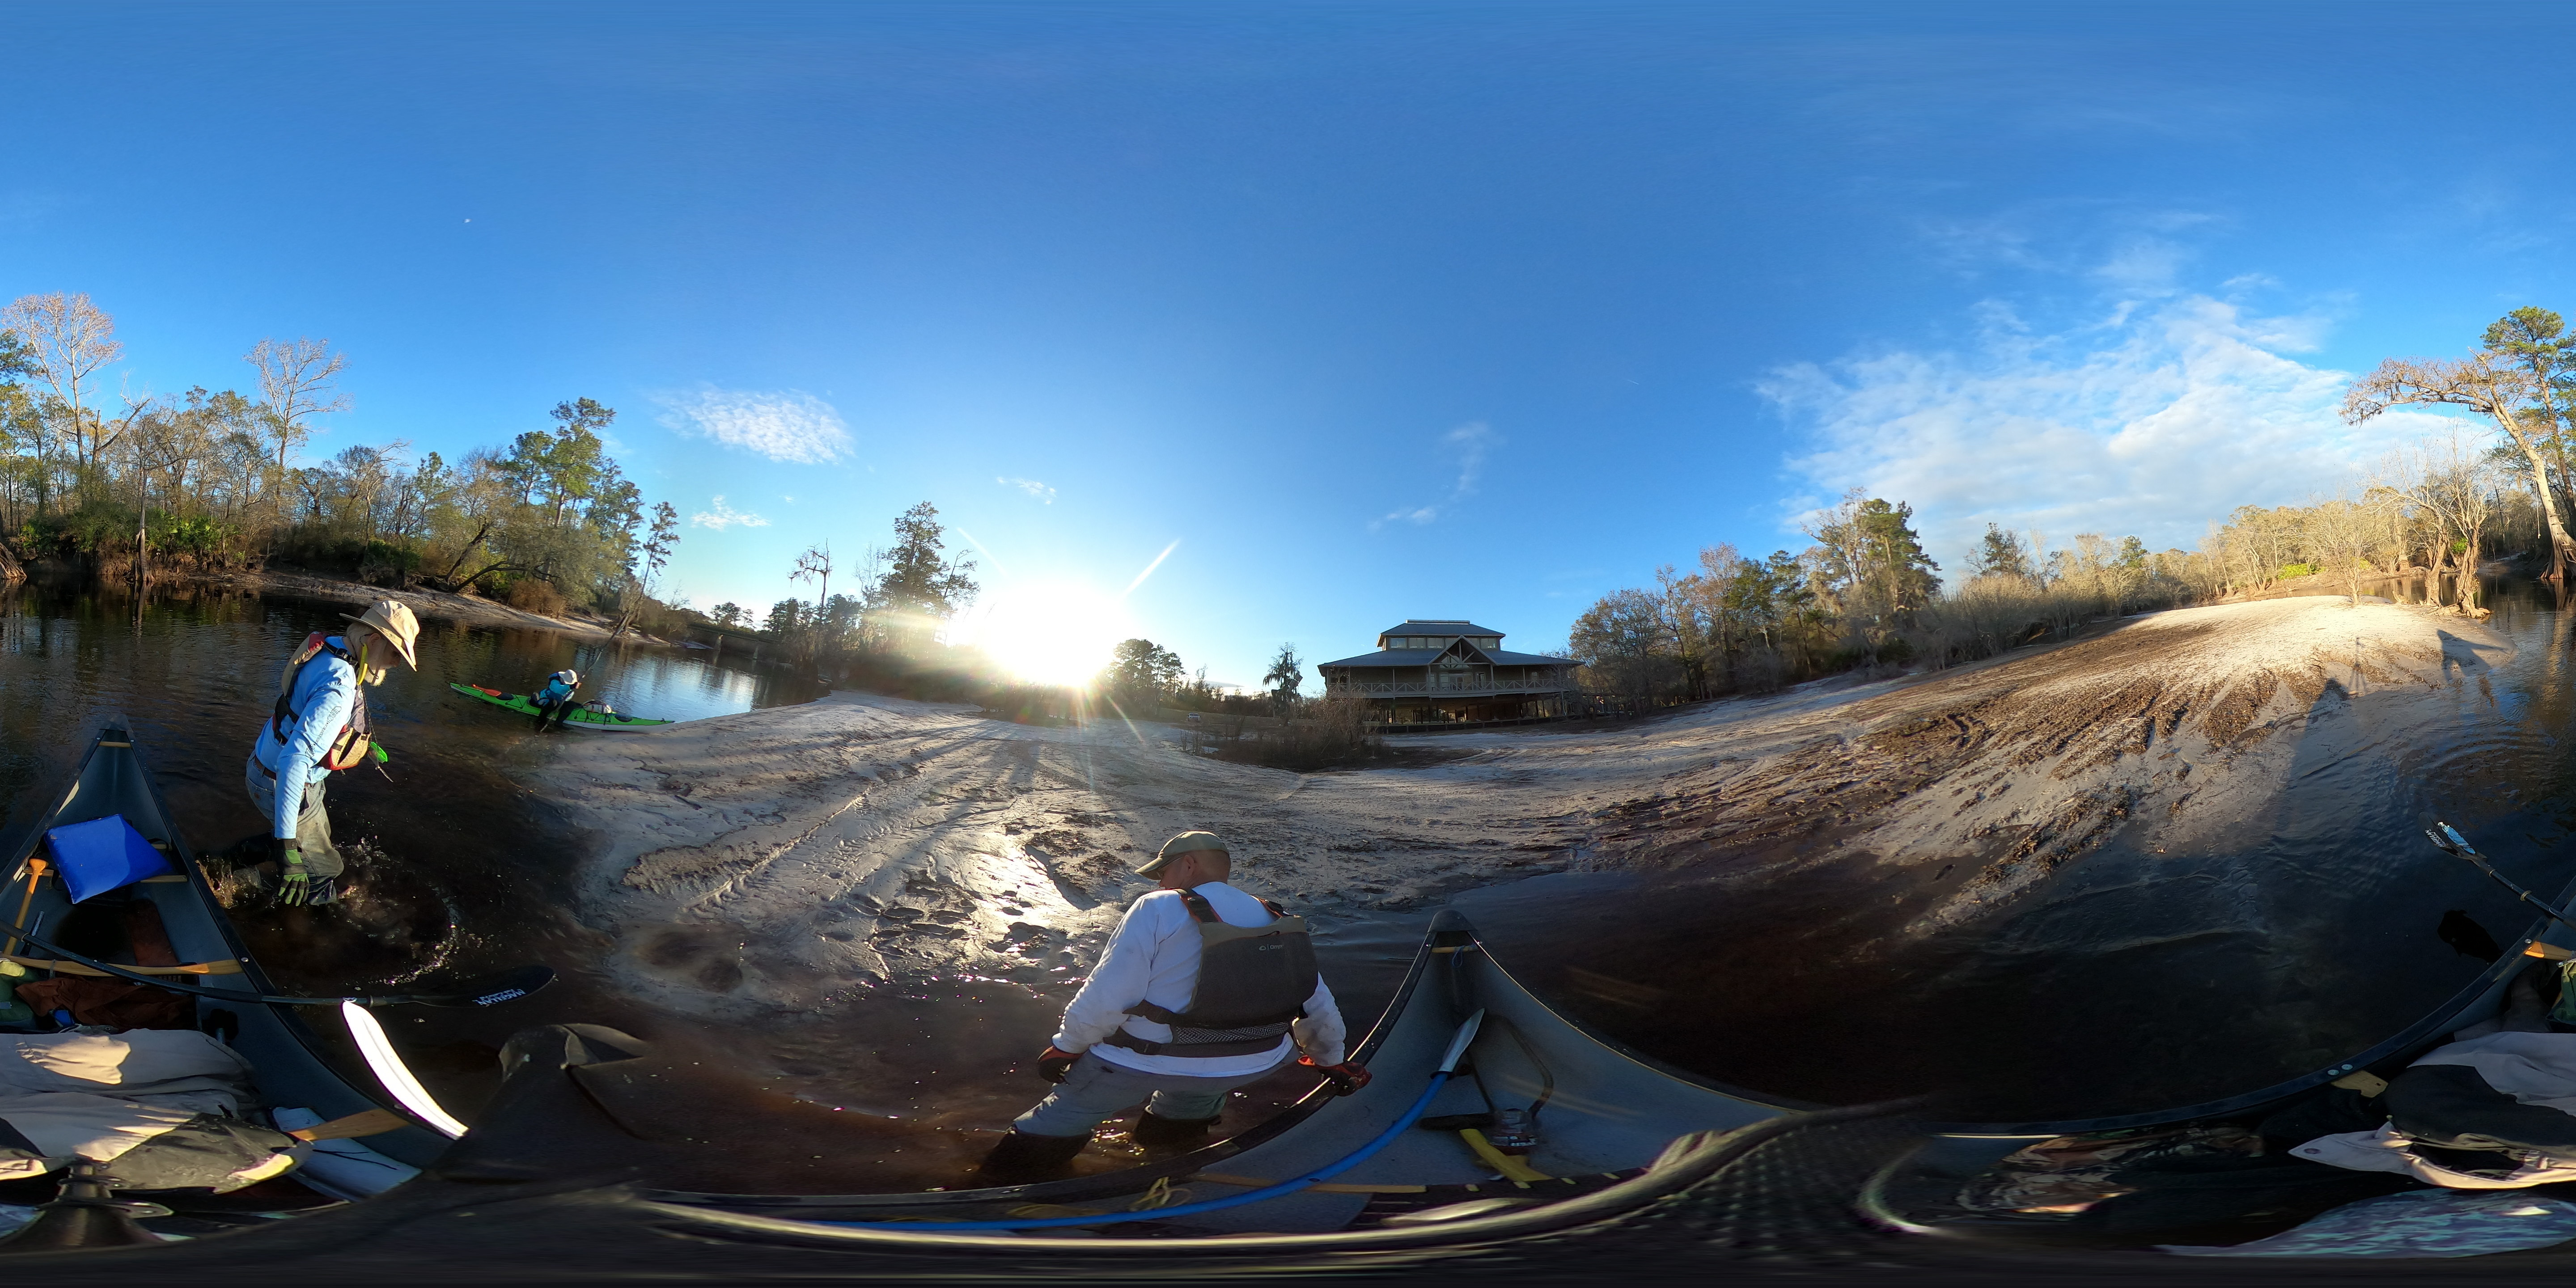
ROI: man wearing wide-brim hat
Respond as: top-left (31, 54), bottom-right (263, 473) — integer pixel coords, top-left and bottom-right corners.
top-left (240, 600), bottom-right (420, 907)
top-left (979, 830), bottom-right (1373, 1183)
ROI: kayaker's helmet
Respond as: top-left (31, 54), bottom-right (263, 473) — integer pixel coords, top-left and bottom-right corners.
top-left (341, 601), bottom-right (421, 671)
top-left (553, 669), bottom-right (580, 686)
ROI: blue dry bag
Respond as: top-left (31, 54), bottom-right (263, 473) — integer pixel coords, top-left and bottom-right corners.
top-left (42, 815), bottom-right (176, 903)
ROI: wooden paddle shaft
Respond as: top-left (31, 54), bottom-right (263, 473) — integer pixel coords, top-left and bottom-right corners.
top-left (288, 1107), bottom-right (410, 1142)
top-left (4, 859), bottom-right (46, 958)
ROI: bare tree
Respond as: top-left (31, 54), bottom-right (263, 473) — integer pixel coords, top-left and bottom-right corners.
top-left (790, 542), bottom-right (835, 654)
top-left (2380, 428), bottom-right (2501, 609)
top-left (2344, 337), bottom-right (2576, 579)
top-left (792, 542), bottom-right (833, 610)
top-left (95, 386), bottom-right (161, 470)
top-left (0, 292), bottom-right (123, 470)
top-left (244, 337), bottom-right (351, 480)
top-left (2300, 492), bottom-right (2394, 607)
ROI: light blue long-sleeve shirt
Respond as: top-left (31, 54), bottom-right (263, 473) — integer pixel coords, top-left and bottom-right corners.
top-left (250, 636), bottom-right (360, 838)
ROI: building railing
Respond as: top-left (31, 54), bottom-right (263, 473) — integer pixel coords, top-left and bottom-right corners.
top-left (1332, 676), bottom-right (1571, 696)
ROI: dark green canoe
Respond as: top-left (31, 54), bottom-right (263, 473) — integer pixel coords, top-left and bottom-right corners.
top-left (448, 682), bottom-right (674, 731)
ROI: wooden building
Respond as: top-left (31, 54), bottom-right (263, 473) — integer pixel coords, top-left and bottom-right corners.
top-left (1316, 619), bottom-right (1579, 725)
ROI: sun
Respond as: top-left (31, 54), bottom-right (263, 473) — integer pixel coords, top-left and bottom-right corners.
top-left (954, 583), bottom-right (1130, 686)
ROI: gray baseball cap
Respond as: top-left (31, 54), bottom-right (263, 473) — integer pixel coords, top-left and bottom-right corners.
top-left (1135, 830), bottom-right (1228, 876)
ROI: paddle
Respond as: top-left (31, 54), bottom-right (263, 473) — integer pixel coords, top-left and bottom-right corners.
top-left (2427, 821), bottom-right (2576, 937)
top-left (536, 677), bottom-right (582, 732)
top-left (5, 928), bottom-right (554, 1009)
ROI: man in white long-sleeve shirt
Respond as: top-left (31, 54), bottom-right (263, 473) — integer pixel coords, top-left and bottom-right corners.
top-left (978, 830), bottom-right (1373, 1183)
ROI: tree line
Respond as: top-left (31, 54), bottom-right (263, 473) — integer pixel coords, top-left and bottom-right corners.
top-left (1095, 638), bottom-right (1306, 716)
top-left (1569, 307), bottom-right (2576, 707)
top-left (691, 501), bottom-right (993, 699)
top-left (0, 292), bottom-right (679, 623)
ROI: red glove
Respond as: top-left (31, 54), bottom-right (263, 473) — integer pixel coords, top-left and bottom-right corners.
top-left (1036, 1046), bottom-right (1080, 1083)
top-left (1300, 1056), bottom-right (1372, 1095)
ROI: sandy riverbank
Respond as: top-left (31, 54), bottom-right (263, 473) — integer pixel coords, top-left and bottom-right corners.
top-left (518, 595), bottom-right (2504, 1026)
top-left (184, 567), bottom-right (641, 640)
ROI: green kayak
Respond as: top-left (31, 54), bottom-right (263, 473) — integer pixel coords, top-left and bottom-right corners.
top-left (448, 682), bottom-right (675, 732)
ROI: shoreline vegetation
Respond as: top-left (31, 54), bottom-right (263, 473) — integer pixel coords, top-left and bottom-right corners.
top-left (12, 294), bottom-right (2576, 768)
top-left (1565, 308), bottom-right (2576, 716)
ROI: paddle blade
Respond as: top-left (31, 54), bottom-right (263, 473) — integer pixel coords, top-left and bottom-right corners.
top-left (427, 964), bottom-right (556, 1008)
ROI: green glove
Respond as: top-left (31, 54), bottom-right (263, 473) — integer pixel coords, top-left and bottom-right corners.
top-left (277, 839), bottom-right (312, 907)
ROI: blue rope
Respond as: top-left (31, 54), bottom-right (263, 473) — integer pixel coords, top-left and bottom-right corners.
top-left (823, 1072), bottom-right (1453, 1232)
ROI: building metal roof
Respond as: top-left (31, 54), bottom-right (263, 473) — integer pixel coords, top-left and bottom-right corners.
top-left (1376, 620), bottom-right (1509, 640)
top-left (1485, 648), bottom-right (1576, 667)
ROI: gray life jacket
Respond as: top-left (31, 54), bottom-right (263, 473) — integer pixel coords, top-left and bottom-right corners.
top-left (1099, 888), bottom-right (1318, 1059)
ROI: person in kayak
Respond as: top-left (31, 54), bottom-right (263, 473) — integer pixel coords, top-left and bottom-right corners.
top-left (979, 830), bottom-right (1372, 1183)
top-left (530, 669), bottom-right (580, 731)
top-left (244, 600), bottom-right (420, 906)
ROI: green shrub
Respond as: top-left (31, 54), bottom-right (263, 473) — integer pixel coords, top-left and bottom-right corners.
top-left (506, 577), bottom-right (567, 616)
top-left (1214, 692), bottom-right (1386, 771)
top-left (2278, 563), bottom-right (2318, 579)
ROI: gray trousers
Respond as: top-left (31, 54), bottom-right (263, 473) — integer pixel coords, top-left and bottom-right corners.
top-left (1013, 1050), bottom-right (1283, 1138)
top-left (243, 757), bottom-right (347, 878)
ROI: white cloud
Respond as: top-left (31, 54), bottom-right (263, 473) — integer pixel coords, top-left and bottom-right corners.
top-left (690, 496), bottom-right (771, 530)
top-left (997, 476), bottom-right (1056, 504)
top-left (1371, 422), bottom-right (1494, 530)
top-left (1763, 293), bottom-right (2459, 571)
top-left (656, 388), bottom-right (852, 464)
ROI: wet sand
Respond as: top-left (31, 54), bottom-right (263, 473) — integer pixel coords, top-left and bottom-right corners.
top-left (540, 597), bottom-right (2505, 1001)
top-left (509, 595), bottom-right (2525, 1136)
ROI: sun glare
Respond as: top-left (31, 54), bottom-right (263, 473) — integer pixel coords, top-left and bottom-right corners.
top-left (957, 584), bottom-right (1130, 687)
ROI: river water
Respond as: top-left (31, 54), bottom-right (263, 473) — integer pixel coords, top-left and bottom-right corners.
top-left (0, 578), bottom-right (1440, 1192)
top-left (8, 576), bottom-right (2576, 1187)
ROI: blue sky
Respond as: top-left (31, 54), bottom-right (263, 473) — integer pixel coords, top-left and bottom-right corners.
top-left (8, 2), bottom-right (2575, 686)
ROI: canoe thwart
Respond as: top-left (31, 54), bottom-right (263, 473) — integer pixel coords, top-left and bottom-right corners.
top-left (288, 1107), bottom-right (411, 1142)
top-left (2, 954), bottom-right (246, 977)
top-left (1187, 1172), bottom-right (1427, 1195)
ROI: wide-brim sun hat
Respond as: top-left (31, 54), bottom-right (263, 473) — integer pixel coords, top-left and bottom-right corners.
top-left (1135, 830), bottom-right (1229, 877)
top-left (342, 600), bottom-right (422, 671)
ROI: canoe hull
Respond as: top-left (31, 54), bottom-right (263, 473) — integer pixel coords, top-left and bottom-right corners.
top-left (646, 910), bottom-right (1792, 1229)
top-left (4, 726), bottom-right (451, 1194)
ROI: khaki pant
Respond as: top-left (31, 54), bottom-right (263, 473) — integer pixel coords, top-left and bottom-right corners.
top-left (1012, 1050), bottom-right (1285, 1137)
top-left (243, 757), bottom-right (347, 878)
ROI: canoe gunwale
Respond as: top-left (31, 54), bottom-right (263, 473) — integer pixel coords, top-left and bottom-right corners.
top-left (1919, 874), bottom-right (2576, 1137)
top-left (638, 1096), bottom-right (1919, 1257)
top-left (639, 903), bottom-right (1455, 1212)
top-left (0, 724), bottom-right (429, 1158)
top-left (648, 914), bottom-right (1807, 1216)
